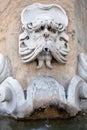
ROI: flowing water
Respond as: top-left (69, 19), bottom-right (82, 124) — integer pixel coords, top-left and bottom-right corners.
top-left (0, 116), bottom-right (87, 130)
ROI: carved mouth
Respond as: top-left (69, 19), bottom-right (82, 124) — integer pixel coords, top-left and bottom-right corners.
top-left (42, 48), bottom-right (51, 55)
top-left (44, 48), bottom-right (49, 52)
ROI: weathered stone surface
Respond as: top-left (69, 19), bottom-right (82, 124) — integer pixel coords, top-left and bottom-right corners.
top-left (2, 0), bottom-right (86, 120)
top-left (1, 0), bottom-right (87, 120)
top-left (0, 53), bottom-right (12, 83)
top-left (67, 75), bottom-right (87, 116)
top-left (77, 53), bottom-right (87, 81)
top-left (75, 0), bottom-right (87, 52)
top-left (0, 75), bottom-right (87, 119)
top-left (19, 4), bottom-right (69, 69)
top-left (0, 0), bottom-right (75, 89)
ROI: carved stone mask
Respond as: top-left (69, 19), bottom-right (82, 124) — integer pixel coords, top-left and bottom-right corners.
top-left (19, 3), bottom-right (69, 69)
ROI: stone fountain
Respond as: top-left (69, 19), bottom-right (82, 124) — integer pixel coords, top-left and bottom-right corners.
top-left (0, 3), bottom-right (87, 119)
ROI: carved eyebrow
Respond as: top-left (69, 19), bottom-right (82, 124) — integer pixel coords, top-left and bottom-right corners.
top-left (27, 20), bottom-right (60, 32)
top-left (47, 22), bottom-right (59, 30)
top-left (32, 22), bottom-right (46, 31)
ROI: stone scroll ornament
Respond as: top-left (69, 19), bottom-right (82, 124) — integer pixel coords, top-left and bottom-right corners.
top-left (0, 53), bottom-right (87, 118)
top-left (19, 3), bottom-right (69, 69)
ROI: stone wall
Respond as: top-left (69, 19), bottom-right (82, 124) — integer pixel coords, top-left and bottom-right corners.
top-left (0, 0), bottom-right (75, 90)
top-left (75, 0), bottom-right (87, 53)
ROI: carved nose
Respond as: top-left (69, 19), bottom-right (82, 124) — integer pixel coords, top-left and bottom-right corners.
top-left (43, 28), bottom-right (49, 38)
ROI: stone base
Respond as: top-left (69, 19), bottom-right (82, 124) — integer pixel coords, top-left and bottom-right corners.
top-left (17, 106), bottom-right (70, 120)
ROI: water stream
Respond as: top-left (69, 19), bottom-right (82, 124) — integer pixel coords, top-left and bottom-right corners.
top-left (0, 116), bottom-right (87, 130)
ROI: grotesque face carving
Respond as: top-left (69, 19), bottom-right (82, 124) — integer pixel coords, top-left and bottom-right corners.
top-left (19, 3), bottom-right (69, 69)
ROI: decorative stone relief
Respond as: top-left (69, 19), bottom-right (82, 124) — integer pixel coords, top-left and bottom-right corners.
top-left (67, 75), bottom-right (87, 116)
top-left (0, 53), bottom-right (12, 83)
top-left (0, 3), bottom-right (87, 119)
top-left (0, 76), bottom-right (67, 118)
top-left (19, 3), bottom-right (69, 69)
top-left (0, 72), bottom-right (87, 118)
top-left (77, 53), bottom-right (87, 82)
top-left (0, 77), bottom-right (25, 117)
